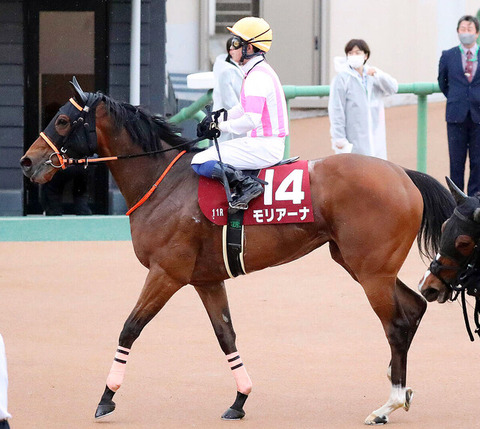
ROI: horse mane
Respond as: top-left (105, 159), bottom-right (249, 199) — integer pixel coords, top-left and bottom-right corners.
top-left (99, 93), bottom-right (191, 153)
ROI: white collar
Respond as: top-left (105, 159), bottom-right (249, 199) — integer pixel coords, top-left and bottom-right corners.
top-left (461, 43), bottom-right (478, 53)
top-left (241, 55), bottom-right (265, 75)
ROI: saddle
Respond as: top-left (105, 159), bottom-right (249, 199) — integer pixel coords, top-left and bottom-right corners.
top-left (198, 157), bottom-right (315, 278)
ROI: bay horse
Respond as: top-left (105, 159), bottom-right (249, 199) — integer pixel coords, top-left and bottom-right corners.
top-left (20, 78), bottom-right (455, 425)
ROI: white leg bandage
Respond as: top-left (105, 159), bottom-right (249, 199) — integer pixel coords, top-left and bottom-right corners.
top-left (106, 346), bottom-right (130, 392)
top-left (226, 352), bottom-right (252, 395)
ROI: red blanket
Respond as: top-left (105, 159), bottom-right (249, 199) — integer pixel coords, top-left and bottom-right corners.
top-left (198, 160), bottom-right (314, 225)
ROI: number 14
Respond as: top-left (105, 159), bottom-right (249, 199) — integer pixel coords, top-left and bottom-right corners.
top-left (263, 169), bottom-right (305, 205)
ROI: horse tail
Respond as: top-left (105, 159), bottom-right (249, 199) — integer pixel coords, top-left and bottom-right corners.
top-left (403, 169), bottom-right (455, 259)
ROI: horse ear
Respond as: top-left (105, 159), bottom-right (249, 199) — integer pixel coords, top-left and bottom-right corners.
top-left (70, 76), bottom-right (87, 105)
top-left (446, 176), bottom-right (467, 205)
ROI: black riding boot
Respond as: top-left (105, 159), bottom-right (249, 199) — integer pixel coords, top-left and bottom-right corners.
top-left (211, 163), bottom-right (264, 210)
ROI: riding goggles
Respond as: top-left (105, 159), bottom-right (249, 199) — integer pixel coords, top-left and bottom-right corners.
top-left (230, 36), bottom-right (245, 50)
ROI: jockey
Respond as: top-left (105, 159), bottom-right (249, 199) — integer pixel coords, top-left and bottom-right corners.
top-left (191, 17), bottom-right (289, 210)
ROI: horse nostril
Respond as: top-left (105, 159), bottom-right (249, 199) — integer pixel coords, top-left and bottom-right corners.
top-left (422, 287), bottom-right (439, 302)
top-left (20, 157), bottom-right (32, 171)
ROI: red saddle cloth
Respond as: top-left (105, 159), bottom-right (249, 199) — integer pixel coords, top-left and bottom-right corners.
top-left (198, 160), bottom-right (314, 225)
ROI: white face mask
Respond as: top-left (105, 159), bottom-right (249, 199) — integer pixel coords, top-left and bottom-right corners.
top-left (458, 33), bottom-right (477, 46)
top-left (347, 54), bottom-right (365, 69)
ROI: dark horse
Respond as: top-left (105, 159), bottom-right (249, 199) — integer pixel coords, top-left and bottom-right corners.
top-left (419, 178), bottom-right (480, 340)
top-left (20, 79), bottom-right (455, 425)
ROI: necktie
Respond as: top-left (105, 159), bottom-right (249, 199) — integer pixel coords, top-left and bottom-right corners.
top-left (465, 50), bottom-right (474, 83)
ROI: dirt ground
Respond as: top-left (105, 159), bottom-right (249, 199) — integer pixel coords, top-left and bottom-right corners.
top-left (3, 102), bottom-right (480, 429)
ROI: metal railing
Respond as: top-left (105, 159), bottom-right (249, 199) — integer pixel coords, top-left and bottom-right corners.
top-left (170, 83), bottom-right (442, 172)
top-left (1, 83), bottom-right (442, 240)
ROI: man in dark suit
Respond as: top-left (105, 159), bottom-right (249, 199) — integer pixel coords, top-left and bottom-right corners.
top-left (438, 15), bottom-right (480, 196)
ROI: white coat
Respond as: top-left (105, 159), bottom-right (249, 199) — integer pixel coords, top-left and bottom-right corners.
top-left (212, 54), bottom-right (244, 142)
top-left (0, 334), bottom-right (10, 421)
top-left (328, 57), bottom-right (398, 159)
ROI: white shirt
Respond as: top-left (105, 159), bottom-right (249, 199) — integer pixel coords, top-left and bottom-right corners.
top-left (0, 335), bottom-right (11, 420)
top-left (460, 43), bottom-right (478, 78)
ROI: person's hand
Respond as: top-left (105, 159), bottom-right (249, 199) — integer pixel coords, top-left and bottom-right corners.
top-left (331, 138), bottom-right (353, 154)
top-left (197, 116), bottom-right (221, 140)
top-left (205, 121), bottom-right (221, 140)
top-left (196, 115), bottom-right (212, 138)
top-left (212, 108), bottom-right (228, 122)
top-left (366, 67), bottom-right (377, 76)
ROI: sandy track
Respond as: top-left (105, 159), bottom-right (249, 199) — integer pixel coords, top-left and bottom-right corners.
top-left (3, 102), bottom-right (479, 428)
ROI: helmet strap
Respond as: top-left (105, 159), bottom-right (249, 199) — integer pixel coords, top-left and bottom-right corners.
top-left (240, 44), bottom-right (265, 63)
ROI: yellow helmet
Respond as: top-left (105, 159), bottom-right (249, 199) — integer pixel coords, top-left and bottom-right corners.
top-left (227, 17), bottom-right (272, 52)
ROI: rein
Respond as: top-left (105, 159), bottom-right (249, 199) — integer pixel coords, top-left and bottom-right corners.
top-left (448, 245), bottom-right (480, 342)
top-left (430, 207), bottom-right (480, 341)
top-left (125, 150), bottom-right (186, 216)
top-left (39, 93), bottom-right (206, 217)
top-left (45, 136), bottom-right (204, 169)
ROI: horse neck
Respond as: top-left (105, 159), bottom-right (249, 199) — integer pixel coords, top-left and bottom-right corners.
top-left (95, 104), bottom-right (184, 209)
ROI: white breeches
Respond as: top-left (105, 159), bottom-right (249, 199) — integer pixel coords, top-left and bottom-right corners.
top-left (191, 136), bottom-right (285, 170)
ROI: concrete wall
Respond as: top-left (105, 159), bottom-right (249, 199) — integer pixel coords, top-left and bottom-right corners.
top-left (165, 0), bottom-right (480, 89)
top-left (166, 0), bottom-right (200, 73)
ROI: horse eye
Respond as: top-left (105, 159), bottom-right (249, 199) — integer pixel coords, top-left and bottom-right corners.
top-left (57, 118), bottom-right (68, 126)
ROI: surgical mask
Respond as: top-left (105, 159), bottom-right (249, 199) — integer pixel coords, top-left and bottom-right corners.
top-left (347, 54), bottom-right (365, 69)
top-left (459, 33), bottom-right (477, 45)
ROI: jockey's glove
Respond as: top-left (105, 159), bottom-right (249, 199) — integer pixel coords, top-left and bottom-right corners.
top-left (197, 116), bottom-right (221, 140)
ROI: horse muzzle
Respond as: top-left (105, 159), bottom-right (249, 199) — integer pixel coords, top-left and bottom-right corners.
top-left (20, 153), bottom-right (57, 184)
top-left (418, 269), bottom-right (452, 303)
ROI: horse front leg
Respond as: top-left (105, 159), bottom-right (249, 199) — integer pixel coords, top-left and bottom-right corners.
top-left (95, 266), bottom-right (183, 419)
top-left (194, 282), bottom-right (252, 420)
top-left (362, 277), bottom-right (426, 425)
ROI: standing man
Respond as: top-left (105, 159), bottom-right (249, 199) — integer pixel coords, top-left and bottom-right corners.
top-left (192, 17), bottom-right (288, 210)
top-left (439, 15), bottom-right (480, 196)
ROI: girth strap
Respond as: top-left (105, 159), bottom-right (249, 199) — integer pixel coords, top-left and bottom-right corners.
top-left (222, 209), bottom-right (246, 278)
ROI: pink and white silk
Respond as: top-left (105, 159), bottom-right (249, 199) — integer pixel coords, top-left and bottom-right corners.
top-left (219, 56), bottom-right (289, 138)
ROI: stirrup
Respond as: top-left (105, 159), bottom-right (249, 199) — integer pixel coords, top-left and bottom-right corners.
top-left (229, 200), bottom-right (249, 210)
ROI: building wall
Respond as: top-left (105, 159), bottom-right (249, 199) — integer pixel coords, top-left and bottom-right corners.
top-left (165, 0), bottom-right (480, 87)
top-left (0, 0), bottom-right (24, 215)
top-left (166, 0), bottom-right (200, 73)
top-left (109, 0), bottom-right (166, 112)
top-left (108, 0), bottom-right (167, 214)
top-left (264, 0), bottom-right (480, 86)
top-left (0, 0), bottom-right (167, 216)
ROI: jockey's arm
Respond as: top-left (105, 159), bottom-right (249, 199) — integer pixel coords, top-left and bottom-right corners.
top-left (218, 110), bottom-right (261, 135)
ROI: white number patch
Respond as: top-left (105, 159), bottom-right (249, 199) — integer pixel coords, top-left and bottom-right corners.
top-left (263, 169), bottom-right (305, 205)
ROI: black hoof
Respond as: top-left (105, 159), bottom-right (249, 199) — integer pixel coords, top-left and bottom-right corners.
top-left (95, 401), bottom-right (116, 419)
top-left (95, 385), bottom-right (116, 419)
top-left (372, 415), bottom-right (388, 425)
top-left (221, 407), bottom-right (245, 420)
top-left (221, 391), bottom-right (248, 420)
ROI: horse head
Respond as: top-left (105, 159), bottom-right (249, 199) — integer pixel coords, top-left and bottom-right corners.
top-left (418, 177), bottom-right (480, 302)
top-left (20, 76), bottom-right (101, 184)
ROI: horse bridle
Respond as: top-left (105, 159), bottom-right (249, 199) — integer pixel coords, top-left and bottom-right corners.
top-left (428, 208), bottom-right (480, 340)
top-left (41, 94), bottom-right (101, 169)
top-left (39, 95), bottom-right (204, 170)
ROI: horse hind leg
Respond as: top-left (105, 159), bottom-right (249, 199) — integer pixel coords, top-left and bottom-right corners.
top-left (95, 266), bottom-right (183, 419)
top-left (194, 282), bottom-right (252, 420)
top-left (362, 277), bottom-right (426, 425)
